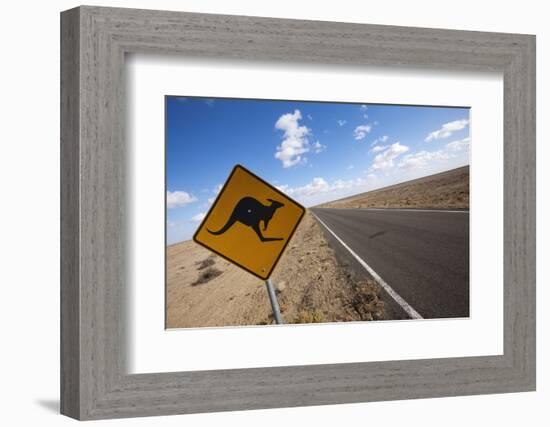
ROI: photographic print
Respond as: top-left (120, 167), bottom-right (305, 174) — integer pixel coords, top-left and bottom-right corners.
top-left (166, 96), bottom-right (470, 328)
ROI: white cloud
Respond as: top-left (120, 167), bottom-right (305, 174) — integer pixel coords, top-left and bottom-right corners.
top-left (370, 142), bottom-right (409, 171)
top-left (398, 150), bottom-right (450, 170)
top-left (369, 135), bottom-right (389, 147)
top-left (279, 177), bottom-right (329, 197)
top-left (207, 184), bottom-right (223, 205)
top-left (425, 119), bottom-right (469, 141)
top-left (360, 104), bottom-right (368, 111)
top-left (446, 137), bottom-right (470, 152)
top-left (347, 165), bottom-right (354, 170)
top-left (307, 114), bottom-right (313, 120)
top-left (277, 175), bottom-right (373, 200)
top-left (337, 119), bottom-right (347, 126)
top-left (167, 191), bottom-right (197, 209)
top-left (353, 124), bottom-right (372, 140)
top-left (191, 212), bottom-right (206, 222)
top-left (313, 141), bottom-right (326, 153)
top-left (274, 109), bottom-right (311, 168)
top-left (384, 136), bottom-right (470, 171)
top-left (371, 145), bottom-right (388, 153)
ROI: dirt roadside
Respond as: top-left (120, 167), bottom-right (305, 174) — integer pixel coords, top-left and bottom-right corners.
top-left (166, 212), bottom-right (384, 328)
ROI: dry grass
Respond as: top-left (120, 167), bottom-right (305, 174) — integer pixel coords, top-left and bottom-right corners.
top-left (292, 309), bottom-right (326, 324)
top-left (350, 281), bottom-right (385, 321)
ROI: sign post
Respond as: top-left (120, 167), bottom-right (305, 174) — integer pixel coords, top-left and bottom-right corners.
top-left (265, 279), bottom-right (283, 324)
top-left (193, 165), bottom-right (305, 324)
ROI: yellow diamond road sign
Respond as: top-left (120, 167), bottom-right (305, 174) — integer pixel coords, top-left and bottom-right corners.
top-left (193, 165), bottom-right (305, 280)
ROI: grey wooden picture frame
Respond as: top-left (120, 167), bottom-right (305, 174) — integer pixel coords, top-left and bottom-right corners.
top-left (60, 5), bottom-right (536, 421)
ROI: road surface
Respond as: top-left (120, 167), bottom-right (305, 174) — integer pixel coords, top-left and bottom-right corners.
top-left (310, 208), bottom-right (469, 319)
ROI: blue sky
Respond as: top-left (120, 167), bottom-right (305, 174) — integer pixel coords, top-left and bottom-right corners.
top-left (166, 96), bottom-right (470, 244)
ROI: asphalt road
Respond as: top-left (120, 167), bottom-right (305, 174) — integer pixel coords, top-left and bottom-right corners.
top-left (310, 208), bottom-right (469, 319)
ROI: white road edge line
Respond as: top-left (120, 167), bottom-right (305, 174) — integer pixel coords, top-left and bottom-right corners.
top-left (359, 208), bottom-right (468, 214)
top-left (311, 212), bottom-right (423, 320)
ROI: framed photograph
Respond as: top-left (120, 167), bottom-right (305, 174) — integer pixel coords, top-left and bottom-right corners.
top-left (165, 98), bottom-right (470, 328)
top-left (61, 6), bottom-right (535, 420)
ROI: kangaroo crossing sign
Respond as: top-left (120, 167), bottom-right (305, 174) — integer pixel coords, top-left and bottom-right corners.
top-left (193, 165), bottom-right (305, 280)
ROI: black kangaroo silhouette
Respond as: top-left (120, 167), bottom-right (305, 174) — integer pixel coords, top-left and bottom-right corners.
top-left (207, 196), bottom-right (285, 242)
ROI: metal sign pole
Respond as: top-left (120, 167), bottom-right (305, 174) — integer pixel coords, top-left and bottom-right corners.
top-left (265, 279), bottom-right (283, 324)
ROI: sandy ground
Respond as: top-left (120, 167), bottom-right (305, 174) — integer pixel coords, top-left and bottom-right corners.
top-left (320, 166), bottom-right (469, 210)
top-left (166, 212), bottom-right (384, 328)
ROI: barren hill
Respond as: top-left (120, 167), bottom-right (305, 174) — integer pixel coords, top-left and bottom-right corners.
top-left (318, 166), bottom-right (469, 210)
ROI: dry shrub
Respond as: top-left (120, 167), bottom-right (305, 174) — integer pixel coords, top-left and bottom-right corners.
top-left (191, 267), bottom-right (222, 286)
top-left (196, 256), bottom-right (215, 270)
top-left (351, 280), bottom-right (385, 320)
